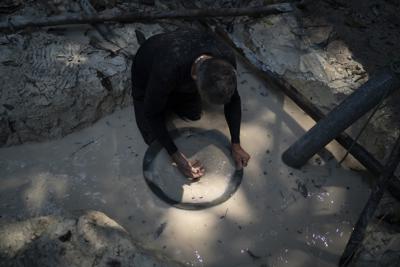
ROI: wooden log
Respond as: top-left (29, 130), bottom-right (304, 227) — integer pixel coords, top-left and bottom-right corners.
top-left (282, 68), bottom-right (400, 168)
top-left (0, 3), bottom-right (293, 31)
top-left (339, 134), bottom-right (400, 267)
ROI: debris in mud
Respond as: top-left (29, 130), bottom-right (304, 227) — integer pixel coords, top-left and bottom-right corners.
top-left (294, 180), bottom-right (309, 198)
top-left (220, 208), bottom-right (229, 219)
top-left (297, 229), bottom-right (303, 234)
top-left (70, 136), bottom-right (102, 157)
top-left (154, 222), bottom-right (168, 240)
top-left (241, 248), bottom-right (261, 260)
top-left (58, 230), bottom-right (72, 242)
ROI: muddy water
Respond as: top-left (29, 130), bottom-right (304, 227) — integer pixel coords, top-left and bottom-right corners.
top-left (0, 62), bottom-right (371, 267)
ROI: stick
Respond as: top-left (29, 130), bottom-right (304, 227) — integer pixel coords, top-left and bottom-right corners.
top-left (339, 134), bottom-right (400, 267)
top-left (337, 88), bottom-right (388, 165)
top-left (70, 136), bottom-right (102, 157)
top-left (0, 3), bottom-right (293, 32)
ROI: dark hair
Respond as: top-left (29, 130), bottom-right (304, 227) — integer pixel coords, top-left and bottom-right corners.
top-left (196, 58), bottom-right (237, 105)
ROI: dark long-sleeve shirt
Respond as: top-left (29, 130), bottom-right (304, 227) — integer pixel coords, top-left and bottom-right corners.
top-left (131, 29), bottom-right (241, 155)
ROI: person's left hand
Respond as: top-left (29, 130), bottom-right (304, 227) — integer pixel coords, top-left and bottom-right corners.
top-left (231, 143), bottom-right (250, 169)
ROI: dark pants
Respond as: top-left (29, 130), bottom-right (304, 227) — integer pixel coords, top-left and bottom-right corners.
top-left (133, 90), bottom-right (202, 145)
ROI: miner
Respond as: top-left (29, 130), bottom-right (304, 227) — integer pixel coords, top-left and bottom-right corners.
top-left (131, 29), bottom-right (250, 179)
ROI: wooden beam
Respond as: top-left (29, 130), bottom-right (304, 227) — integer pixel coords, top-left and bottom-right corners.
top-left (282, 68), bottom-right (400, 168)
top-left (0, 3), bottom-right (293, 32)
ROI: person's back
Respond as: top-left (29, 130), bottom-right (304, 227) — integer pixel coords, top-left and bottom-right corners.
top-left (131, 29), bottom-right (236, 100)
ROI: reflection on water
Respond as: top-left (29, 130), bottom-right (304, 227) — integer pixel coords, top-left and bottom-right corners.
top-left (195, 250), bottom-right (204, 264)
top-left (277, 248), bottom-right (290, 264)
top-left (186, 250), bottom-right (205, 267)
top-left (308, 232), bottom-right (332, 248)
top-left (304, 220), bottom-right (352, 250)
top-left (315, 191), bottom-right (330, 202)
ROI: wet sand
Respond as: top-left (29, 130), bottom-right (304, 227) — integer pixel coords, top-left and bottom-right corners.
top-left (0, 62), bottom-right (371, 267)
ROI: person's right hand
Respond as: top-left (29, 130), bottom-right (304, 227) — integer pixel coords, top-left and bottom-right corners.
top-left (171, 151), bottom-right (205, 179)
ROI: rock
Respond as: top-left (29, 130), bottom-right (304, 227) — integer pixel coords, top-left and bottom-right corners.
top-left (0, 30), bottom-right (132, 147)
top-left (305, 25), bottom-right (333, 48)
top-left (230, 13), bottom-right (368, 110)
top-left (0, 0), bottom-right (170, 148)
top-left (0, 210), bottom-right (184, 267)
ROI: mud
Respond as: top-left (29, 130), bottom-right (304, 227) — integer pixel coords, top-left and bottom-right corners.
top-left (0, 61), bottom-right (373, 267)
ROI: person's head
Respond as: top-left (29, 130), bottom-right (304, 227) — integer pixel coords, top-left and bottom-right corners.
top-left (195, 58), bottom-right (237, 105)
